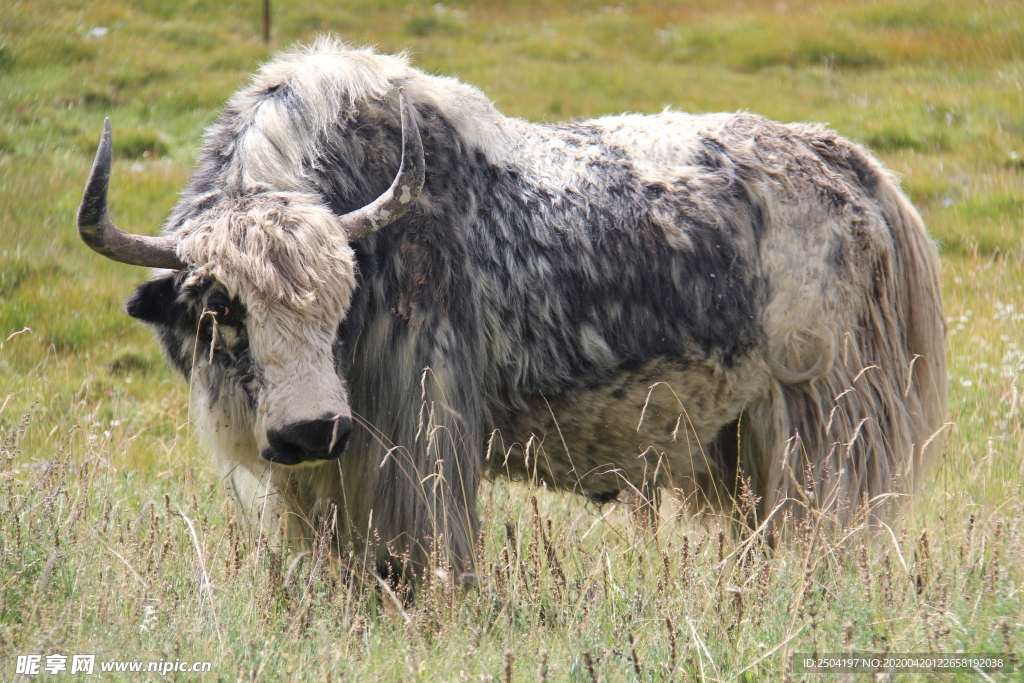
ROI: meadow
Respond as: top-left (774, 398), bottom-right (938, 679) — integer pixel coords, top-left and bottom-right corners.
top-left (1, 0), bottom-right (1023, 679)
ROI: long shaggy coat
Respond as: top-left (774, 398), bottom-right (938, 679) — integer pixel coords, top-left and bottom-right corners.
top-left (126, 38), bottom-right (946, 577)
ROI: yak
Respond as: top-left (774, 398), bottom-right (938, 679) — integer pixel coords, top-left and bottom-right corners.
top-left (77, 38), bottom-right (946, 580)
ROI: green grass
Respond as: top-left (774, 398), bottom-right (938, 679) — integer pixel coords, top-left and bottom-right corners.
top-left (2, 0), bottom-right (1023, 680)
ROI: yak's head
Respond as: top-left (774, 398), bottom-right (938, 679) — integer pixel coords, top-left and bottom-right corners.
top-left (76, 92), bottom-right (424, 468)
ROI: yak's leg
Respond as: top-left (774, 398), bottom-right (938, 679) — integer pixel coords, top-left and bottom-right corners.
top-left (336, 349), bottom-right (482, 585)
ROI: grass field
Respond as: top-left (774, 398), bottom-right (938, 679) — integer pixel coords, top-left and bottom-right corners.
top-left (2, 0), bottom-right (1023, 680)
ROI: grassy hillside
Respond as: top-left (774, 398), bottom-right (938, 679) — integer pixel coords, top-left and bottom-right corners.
top-left (1, 0), bottom-right (1022, 680)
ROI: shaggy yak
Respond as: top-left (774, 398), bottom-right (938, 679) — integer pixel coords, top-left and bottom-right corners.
top-left (78, 39), bottom-right (946, 581)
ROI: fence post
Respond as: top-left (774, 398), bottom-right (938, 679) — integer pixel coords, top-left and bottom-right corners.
top-left (263, 0), bottom-right (271, 44)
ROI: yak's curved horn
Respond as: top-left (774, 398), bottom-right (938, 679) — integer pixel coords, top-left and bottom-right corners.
top-left (341, 88), bottom-right (426, 242)
top-left (77, 118), bottom-right (185, 270)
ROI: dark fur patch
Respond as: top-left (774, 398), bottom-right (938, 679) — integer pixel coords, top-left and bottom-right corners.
top-left (828, 240), bottom-right (848, 272)
top-left (588, 489), bottom-right (620, 504)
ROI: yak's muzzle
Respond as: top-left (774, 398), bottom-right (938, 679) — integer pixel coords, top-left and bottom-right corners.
top-left (261, 414), bottom-right (352, 465)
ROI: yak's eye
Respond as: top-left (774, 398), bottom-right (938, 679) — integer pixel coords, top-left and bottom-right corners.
top-left (206, 292), bottom-right (231, 318)
top-left (204, 291), bottom-right (246, 329)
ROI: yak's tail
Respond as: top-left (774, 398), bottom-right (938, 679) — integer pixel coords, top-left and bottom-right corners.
top-left (741, 145), bottom-right (947, 528)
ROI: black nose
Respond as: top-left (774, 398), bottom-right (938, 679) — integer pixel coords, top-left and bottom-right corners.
top-left (261, 415), bottom-right (352, 465)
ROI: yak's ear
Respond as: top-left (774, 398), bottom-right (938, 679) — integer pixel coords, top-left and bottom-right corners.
top-left (126, 274), bottom-right (178, 325)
